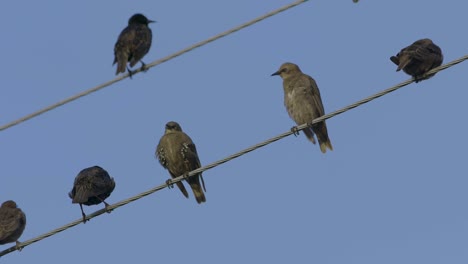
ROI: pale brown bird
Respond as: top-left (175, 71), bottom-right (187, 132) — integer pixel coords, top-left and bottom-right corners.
top-left (156, 121), bottom-right (206, 203)
top-left (113, 13), bottom-right (155, 76)
top-left (390, 38), bottom-right (443, 82)
top-left (69, 166), bottom-right (116, 223)
top-left (0, 200), bottom-right (26, 249)
top-left (272, 62), bottom-right (333, 153)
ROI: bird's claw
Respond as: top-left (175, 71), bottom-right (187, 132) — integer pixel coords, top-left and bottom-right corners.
top-left (183, 173), bottom-right (190, 181)
top-left (140, 61), bottom-right (149, 72)
top-left (166, 179), bottom-right (174, 189)
top-left (104, 202), bottom-right (113, 214)
top-left (127, 67), bottom-right (134, 79)
top-left (290, 126), bottom-right (300, 137)
top-left (15, 241), bottom-right (24, 252)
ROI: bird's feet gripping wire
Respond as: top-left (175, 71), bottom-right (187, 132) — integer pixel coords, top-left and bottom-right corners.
top-left (166, 179), bottom-right (174, 189)
top-left (290, 126), bottom-right (300, 137)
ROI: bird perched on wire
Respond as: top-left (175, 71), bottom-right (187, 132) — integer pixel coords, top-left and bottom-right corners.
top-left (69, 166), bottom-right (116, 223)
top-left (272, 62), bottom-right (333, 153)
top-left (156, 121), bottom-right (206, 204)
top-left (113, 13), bottom-right (155, 77)
top-left (390, 38), bottom-right (443, 82)
top-left (0, 200), bottom-right (26, 250)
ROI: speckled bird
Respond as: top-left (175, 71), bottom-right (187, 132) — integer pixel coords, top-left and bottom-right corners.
top-left (0, 200), bottom-right (26, 249)
top-left (156, 121), bottom-right (206, 204)
top-left (113, 13), bottom-right (154, 76)
top-left (390, 38), bottom-right (443, 82)
top-left (69, 166), bottom-right (115, 223)
top-left (272, 62), bottom-right (333, 153)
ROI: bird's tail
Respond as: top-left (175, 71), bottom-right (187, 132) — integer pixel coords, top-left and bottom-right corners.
top-left (313, 122), bottom-right (333, 153)
top-left (113, 53), bottom-right (128, 75)
top-left (303, 128), bottom-right (316, 144)
top-left (188, 174), bottom-right (206, 204)
top-left (176, 182), bottom-right (189, 199)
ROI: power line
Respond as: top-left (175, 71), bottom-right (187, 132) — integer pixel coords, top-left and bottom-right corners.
top-left (0, 0), bottom-right (309, 132)
top-left (1, 55), bottom-right (465, 258)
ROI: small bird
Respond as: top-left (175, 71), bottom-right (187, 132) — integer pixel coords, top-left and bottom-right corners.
top-left (272, 62), bottom-right (333, 153)
top-left (0, 200), bottom-right (26, 249)
top-left (390, 38), bottom-right (443, 82)
top-left (156, 121), bottom-right (206, 203)
top-left (113, 13), bottom-right (155, 77)
top-left (69, 166), bottom-right (116, 223)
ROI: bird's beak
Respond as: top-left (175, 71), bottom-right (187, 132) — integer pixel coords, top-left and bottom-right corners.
top-left (148, 20), bottom-right (156, 24)
top-left (271, 70), bottom-right (280, 76)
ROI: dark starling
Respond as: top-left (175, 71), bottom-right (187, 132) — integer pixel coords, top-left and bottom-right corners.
top-left (272, 62), bottom-right (333, 153)
top-left (69, 166), bottom-right (116, 223)
top-left (156, 121), bottom-right (206, 204)
top-left (0, 200), bottom-right (26, 249)
top-left (390, 38), bottom-right (443, 82)
top-left (113, 13), bottom-right (155, 76)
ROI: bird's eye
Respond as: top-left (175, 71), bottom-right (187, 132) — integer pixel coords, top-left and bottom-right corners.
top-left (281, 68), bottom-right (287, 73)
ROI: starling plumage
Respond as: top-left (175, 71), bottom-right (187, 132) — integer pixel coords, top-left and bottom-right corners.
top-left (156, 121), bottom-right (206, 204)
top-left (113, 13), bottom-right (154, 75)
top-left (390, 38), bottom-right (443, 82)
top-left (272, 62), bottom-right (333, 153)
top-left (69, 166), bottom-right (116, 223)
top-left (0, 200), bottom-right (26, 248)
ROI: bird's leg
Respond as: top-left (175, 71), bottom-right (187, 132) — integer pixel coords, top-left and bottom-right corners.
top-left (127, 66), bottom-right (134, 79)
top-left (183, 172), bottom-right (191, 181)
top-left (79, 204), bottom-right (88, 224)
top-left (166, 179), bottom-right (174, 189)
top-left (15, 241), bottom-right (23, 252)
top-left (97, 197), bottom-right (113, 214)
top-left (290, 126), bottom-right (300, 137)
top-left (140, 61), bottom-right (149, 72)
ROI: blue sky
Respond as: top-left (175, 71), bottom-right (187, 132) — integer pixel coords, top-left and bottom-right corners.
top-left (1, 1), bottom-right (467, 263)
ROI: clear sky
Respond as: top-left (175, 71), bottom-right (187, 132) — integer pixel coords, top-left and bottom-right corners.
top-left (1, 1), bottom-right (467, 263)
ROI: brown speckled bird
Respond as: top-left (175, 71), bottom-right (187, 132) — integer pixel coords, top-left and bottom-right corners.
top-left (390, 38), bottom-right (443, 82)
top-left (272, 62), bottom-right (333, 153)
top-left (113, 13), bottom-right (154, 76)
top-left (0, 200), bottom-right (26, 249)
top-left (69, 166), bottom-right (116, 223)
top-left (156, 121), bottom-right (206, 203)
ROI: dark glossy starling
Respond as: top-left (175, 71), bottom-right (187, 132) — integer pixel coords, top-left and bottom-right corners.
top-left (69, 166), bottom-right (116, 223)
top-left (390, 38), bottom-right (443, 82)
top-left (113, 13), bottom-right (155, 76)
top-left (156, 121), bottom-right (206, 204)
top-left (272, 62), bottom-right (333, 153)
top-left (0, 200), bottom-right (26, 249)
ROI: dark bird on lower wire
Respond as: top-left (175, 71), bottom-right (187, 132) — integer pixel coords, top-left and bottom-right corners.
top-left (113, 13), bottom-right (155, 77)
top-left (69, 166), bottom-right (116, 223)
top-left (272, 62), bottom-right (333, 153)
top-left (390, 38), bottom-right (443, 82)
top-left (0, 200), bottom-right (26, 250)
top-left (156, 121), bottom-right (206, 204)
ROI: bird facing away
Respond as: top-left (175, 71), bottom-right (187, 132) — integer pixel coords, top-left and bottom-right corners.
top-left (113, 13), bottom-right (155, 76)
top-left (0, 200), bottom-right (26, 249)
top-left (156, 121), bottom-right (206, 204)
top-left (272, 62), bottom-right (333, 153)
top-left (390, 38), bottom-right (443, 82)
top-left (69, 166), bottom-right (116, 223)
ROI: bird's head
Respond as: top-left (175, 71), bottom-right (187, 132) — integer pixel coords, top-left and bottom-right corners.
top-left (128, 13), bottom-right (156, 26)
top-left (1, 200), bottom-right (18, 209)
top-left (271, 62), bottom-right (302, 79)
top-left (165, 121), bottom-right (183, 133)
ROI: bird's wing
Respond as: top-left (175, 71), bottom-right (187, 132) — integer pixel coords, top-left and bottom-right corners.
top-left (0, 210), bottom-right (22, 240)
top-left (305, 75), bottom-right (326, 116)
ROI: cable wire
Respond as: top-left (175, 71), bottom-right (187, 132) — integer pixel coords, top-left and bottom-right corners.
top-left (0, 0), bottom-right (309, 132)
top-left (0, 55), bottom-right (465, 258)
